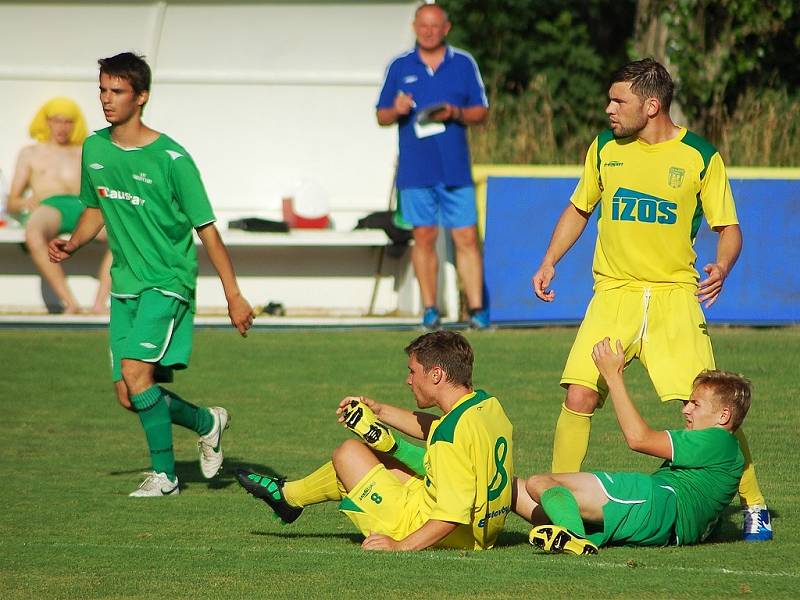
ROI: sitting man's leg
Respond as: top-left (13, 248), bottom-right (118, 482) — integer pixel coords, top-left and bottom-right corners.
top-left (237, 439), bottom-right (415, 528)
top-left (92, 247), bottom-right (113, 314)
top-left (25, 204), bottom-right (80, 313)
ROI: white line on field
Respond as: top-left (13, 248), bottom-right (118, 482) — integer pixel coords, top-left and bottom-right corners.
top-left (10, 541), bottom-right (798, 579)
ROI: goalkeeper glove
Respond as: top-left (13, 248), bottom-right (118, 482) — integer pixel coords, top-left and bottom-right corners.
top-left (342, 400), bottom-right (398, 453)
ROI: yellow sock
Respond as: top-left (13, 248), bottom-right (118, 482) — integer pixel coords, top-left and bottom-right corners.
top-left (283, 461), bottom-right (346, 508)
top-left (735, 428), bottom-right (765, 507)
top-left (551, 403), bottom-right (593, 473)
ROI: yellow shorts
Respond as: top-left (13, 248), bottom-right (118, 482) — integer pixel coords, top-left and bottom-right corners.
top-left (561, 285), bottom-right (715, 403)
top-left (338, 464), bottom-right (426, 540)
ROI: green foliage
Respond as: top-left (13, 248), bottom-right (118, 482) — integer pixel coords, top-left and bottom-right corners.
top-left (442, 0), bottom-right (636, 163)
top-left (664, 0), bottom-right (798, 141)
top-left (1, 327), bottom-right (800, 598)
top-left (440, 0), bottom-right (800, 165)
top-left (719, 87), bottom-right (800, 166)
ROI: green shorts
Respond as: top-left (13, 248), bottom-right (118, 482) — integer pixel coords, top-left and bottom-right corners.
top-left (109, 289), bottom-right (194, 382)
top-left (588, 471), bottom-right (677, 547)
top-left (40, 194), bottom-right (85, 235)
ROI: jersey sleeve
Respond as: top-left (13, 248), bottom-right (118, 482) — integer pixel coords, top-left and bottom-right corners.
top-left (462, 53), bottom-right (488, 108)
top-left (700, 153), bottom-right (738, 228)
top-left (79, 142), bottom-right (99, 208)
top-left (667, 428), bottom-right (740, 468)
top-left (570, 136), bottom-right (602, 213)
top-left (427, 440), bottom-right (475, 525)
top-left (170, 154), bottom-right (216, 228)
top-left (376, 60), bottom-right (399, 109)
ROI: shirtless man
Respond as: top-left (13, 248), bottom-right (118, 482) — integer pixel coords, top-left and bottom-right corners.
top-left (8, 97), bottom-right (111, 314)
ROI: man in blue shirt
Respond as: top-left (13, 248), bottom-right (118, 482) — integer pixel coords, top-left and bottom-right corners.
top-left (377, 3), bottom-right (489, 329)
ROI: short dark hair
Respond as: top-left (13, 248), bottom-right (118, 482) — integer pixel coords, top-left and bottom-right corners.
top-left (610, 58), bottom-right (673, 112)
top-left (404, 330), bottom-right (473, 388)
top-left (693, 370), bottom-right (752, 432)
top-left (98, 52), bottom-right (151, 96)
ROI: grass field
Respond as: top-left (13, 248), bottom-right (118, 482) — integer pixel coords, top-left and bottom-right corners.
top-left (2, 326), bottom-right (798, 599)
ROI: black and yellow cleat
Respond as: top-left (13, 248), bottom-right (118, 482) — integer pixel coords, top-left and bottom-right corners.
top-left (529, 525), bottom-right (598, 556)
top-left (236, 469), bottom-right (303, 524)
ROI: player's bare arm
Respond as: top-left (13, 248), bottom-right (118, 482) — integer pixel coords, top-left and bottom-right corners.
top-left (697, 223), bottom-right (742, 308)
top-left (196, 223), bottom-right (254, 336)
top-left (532, 203), bottom-right (591, 302)
top-left (362, 518), bottom-right (458, 551)
top-left (591, 338), bottom-right (672, 460)
top-left (48, 207), bottom-right (105, 263)
top-left (7, 146), bottom-right (34, 214)
top-left (336, 395), bottom-right (436, 440)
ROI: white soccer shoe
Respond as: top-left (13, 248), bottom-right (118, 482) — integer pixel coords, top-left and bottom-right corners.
top-left (198, 406), bottom-right (229, 479)
top-left (129, 472), bottom-right (180, 497)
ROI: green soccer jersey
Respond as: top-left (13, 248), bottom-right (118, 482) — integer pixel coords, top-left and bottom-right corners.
top-left (79, 128), bottom-right (216, 303)
top-left (651, 427), bottom-right (744, 545)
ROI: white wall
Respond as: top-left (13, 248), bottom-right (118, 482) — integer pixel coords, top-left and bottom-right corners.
top-left (0, 1), bottom-right (417, 229)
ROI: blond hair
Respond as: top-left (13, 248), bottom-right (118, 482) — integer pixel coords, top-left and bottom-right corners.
top-left (693, 370), bottom-right (752, 431)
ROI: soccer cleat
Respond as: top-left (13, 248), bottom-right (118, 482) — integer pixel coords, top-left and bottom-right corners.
top-left (529, 525), bottom-right (598, 556)
top-left (198, 406), bottom-right (229, 479)
top-left (341, 399), bottom-right (398, 453)
top-left (743, 505), bottom-right (773, 541)
top-left (422, 306), bottom-right (441, 330)
top-left (468, 308), bottom-right (491, 330)
top-left (236, 469), bottom-right (303, 524)
top-left (129, 472), bottom-right (180, 497)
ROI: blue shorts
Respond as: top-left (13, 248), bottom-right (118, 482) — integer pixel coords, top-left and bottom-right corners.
top-left (399, 184), bottom-right (477, 229)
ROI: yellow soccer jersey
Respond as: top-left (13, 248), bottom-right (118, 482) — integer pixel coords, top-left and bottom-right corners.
top-left (571, 127), bottom-right (738, 290)
top-left (421, 389), bottom-right (514, 550)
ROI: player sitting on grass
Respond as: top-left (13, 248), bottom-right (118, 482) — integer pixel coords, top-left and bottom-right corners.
top-left (512, 337), bottom-right (752, 555)
top-left (236, 330), bottom-right (514, 551)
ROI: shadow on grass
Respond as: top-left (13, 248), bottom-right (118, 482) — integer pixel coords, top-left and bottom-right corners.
top-left (250, 531), bottom-right (363, 544)
top-left (494, 531), bottom-right (531, 547)
top-left (109, 456), bottom-right (282, 491)
top-left (707, 504), bottom-right (779, 544)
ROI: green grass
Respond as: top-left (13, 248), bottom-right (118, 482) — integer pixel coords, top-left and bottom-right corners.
top-left (2, 327), bottom-right (798, 599)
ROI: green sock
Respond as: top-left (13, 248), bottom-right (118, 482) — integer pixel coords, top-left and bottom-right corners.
top-left (393, 437), bottom-right (426, 476)
top-left (130, 385), bottom-right (175, 481)
top-left (540, 486), bottom-right (586, 536)
top-left (160, 387), bottom-right (214, 435)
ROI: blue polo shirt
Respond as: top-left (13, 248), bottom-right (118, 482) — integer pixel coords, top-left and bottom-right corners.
top-left (377, 45), bottom-right (488, 190)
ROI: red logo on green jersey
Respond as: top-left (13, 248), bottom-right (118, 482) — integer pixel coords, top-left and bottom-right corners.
top-left (96, 186), bottom-right (146, 206)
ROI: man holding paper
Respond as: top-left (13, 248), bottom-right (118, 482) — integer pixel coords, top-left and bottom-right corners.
top-left (376, 2), bottom-right (490, 330)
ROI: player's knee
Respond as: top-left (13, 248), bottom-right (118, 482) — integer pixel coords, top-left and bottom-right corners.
top-left (565, 385), bottom-right (599, 414)
top-left (24, 226), bottom-right (47, 249)
top-left (120, 360), bottom-right (149, 391)
top-left (451, 226), bottom-right (478, 249)
top-left (413, 226), bottom-right (437, 248)
top-left (526, 474), bottom-right (550, 502)
top-left (114, 382), bottom-right (134, 411)
top-left (332, 438), bottom-right (363, 467)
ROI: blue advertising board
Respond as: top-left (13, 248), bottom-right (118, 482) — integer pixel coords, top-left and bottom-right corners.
top-left (483, 175), bottom-right (800, 324)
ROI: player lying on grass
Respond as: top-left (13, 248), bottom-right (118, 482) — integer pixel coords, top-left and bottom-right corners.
top-left (236, 330), bottom-right (514, 551)
top-left (512, 337), bottom-right (751, 555)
